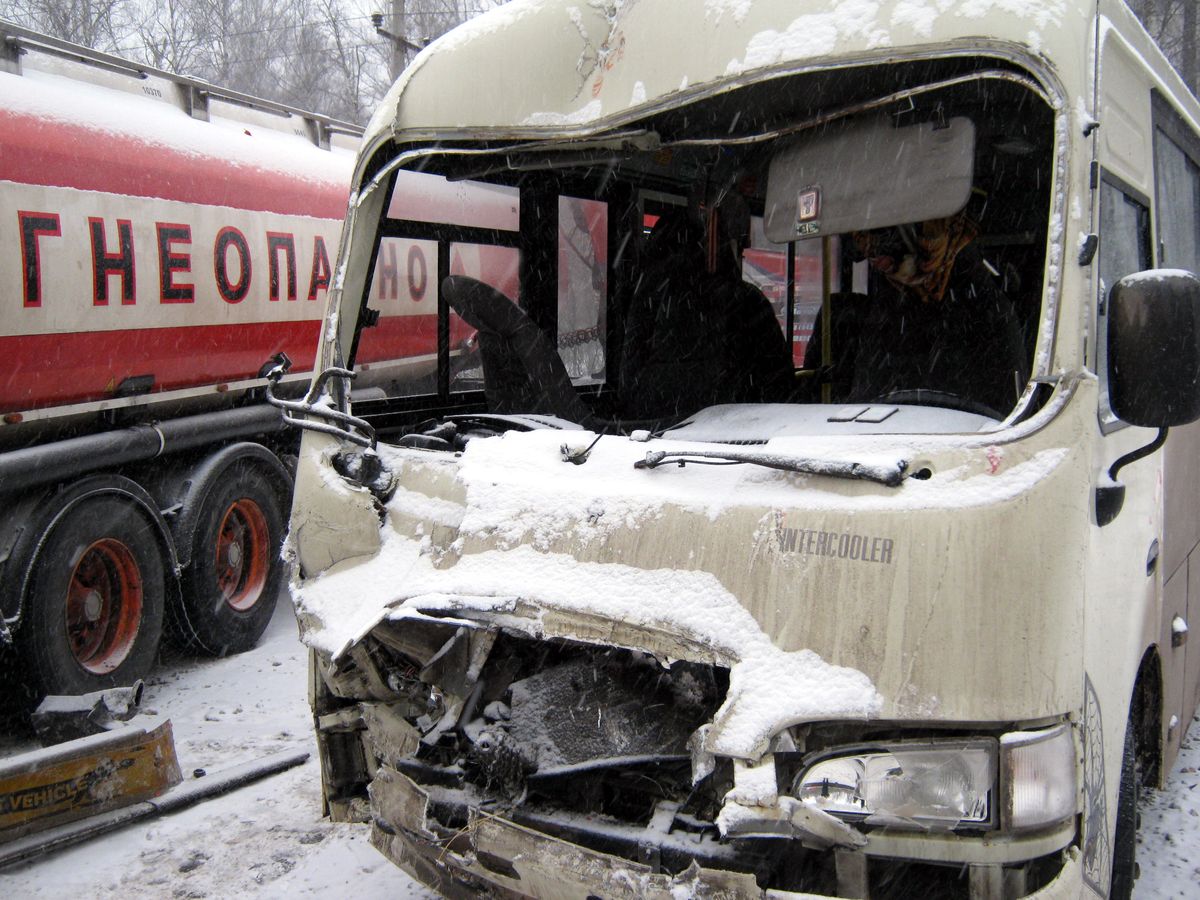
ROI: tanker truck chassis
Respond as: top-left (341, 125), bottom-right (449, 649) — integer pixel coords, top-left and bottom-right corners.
top-left (0, 22), bottom-right (368, 700)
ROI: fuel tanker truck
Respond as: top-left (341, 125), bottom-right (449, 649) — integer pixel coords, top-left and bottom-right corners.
top-left (0, 23), bottom-right (377, 700)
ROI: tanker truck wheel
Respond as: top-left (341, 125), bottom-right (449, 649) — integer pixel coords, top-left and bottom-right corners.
top-left (174, 455), bottom-right (288, 657)
top-left (21, 492), bottom-right (167, 696)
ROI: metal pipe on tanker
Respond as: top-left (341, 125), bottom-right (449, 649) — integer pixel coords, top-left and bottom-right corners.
top-left (0, 405), bottom-right (285, 496)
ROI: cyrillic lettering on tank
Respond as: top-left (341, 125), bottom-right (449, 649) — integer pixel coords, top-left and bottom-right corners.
top-left (307, 236), bottom-right (331, 301)
top-left (157, 222), bottom-right (194, 303)
top-left (376, 240), bottom-right (399, 301)
top-left (267, 232), bottom-right (297, 301)
top-left (408, 243), bottom-right (427, 301)
top-left (215, 226), bottom-right (252, 304)
top-left (89, 217), bottom-right (136, 305)
top-left (18, 211), bottom-right (61, 308)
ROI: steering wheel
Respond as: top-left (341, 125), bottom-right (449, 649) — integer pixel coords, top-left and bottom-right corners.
top-left (877, 389), bottom-right (1005, 420)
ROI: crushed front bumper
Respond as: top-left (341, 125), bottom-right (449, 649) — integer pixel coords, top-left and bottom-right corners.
top-left (368, 765), bottom-right (1087, 900)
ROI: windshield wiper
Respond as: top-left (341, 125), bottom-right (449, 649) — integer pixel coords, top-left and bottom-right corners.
top-left (633, 449), bottom-right (908, 487)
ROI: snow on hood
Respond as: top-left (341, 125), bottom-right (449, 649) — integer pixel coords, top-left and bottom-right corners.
top-left (452, 422), bottom-right (1068, 528)
top-left (292, 424), bottom-right (904, 759)
top-left (295, 415), bottom-right (1075, 758)
top-left (295, 533), bottom-right (882, 761)
top-left (449, 426), bottom-right (916, 549)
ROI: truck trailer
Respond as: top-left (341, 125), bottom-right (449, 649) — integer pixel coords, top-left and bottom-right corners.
top-left (288, 1), bottom-right (1200, 898)
top-left (0, 23), bottom-right (366, 698)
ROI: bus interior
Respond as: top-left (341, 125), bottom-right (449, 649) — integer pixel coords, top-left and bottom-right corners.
top-left (347, 57), bottom-right (1057, 446)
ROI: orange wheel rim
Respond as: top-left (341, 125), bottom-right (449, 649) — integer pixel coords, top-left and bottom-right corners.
top-left (65, 539), bottom-right (143, 674)
top-left (215, 499), bottom-right (270, 611)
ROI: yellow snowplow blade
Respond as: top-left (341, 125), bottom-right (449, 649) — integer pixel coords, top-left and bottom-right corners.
top-left (0, 721), bottom-right (181, 842)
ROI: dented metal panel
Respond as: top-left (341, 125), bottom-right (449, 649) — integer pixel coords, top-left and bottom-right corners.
top-left (366, 0), bottom-right (1095, 141)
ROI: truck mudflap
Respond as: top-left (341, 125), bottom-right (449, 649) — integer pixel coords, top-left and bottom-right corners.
top-left (367, 766), bottom-right (1087, 900)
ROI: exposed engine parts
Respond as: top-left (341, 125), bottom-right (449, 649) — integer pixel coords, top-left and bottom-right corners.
top-left (312, 617), bottom-right (1071, 898)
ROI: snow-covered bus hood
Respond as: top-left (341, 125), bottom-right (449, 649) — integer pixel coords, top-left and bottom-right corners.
top-left (364, 0), bottom-right (1091, 145)
top-left (293, 380), bottom-right (1095, 754)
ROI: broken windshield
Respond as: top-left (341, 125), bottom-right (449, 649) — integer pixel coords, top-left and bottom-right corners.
top-left (347, 60), bottom-right (1055, 443)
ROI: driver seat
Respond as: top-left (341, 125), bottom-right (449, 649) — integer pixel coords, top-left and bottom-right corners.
top-left (442, 275), bottom-right (598, 427)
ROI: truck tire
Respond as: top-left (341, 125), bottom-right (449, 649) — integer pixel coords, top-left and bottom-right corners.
top-left (1110, 718), bottom-right (1140, 900)
top-left (21, 493), bottom-right (167, 696)
top-left (175, 457), bottom-right (287, 656)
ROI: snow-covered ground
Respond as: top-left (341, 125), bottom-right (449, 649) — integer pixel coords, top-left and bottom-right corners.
top-left (1, 595), bottom-right (435, 899)
top-left (1135, 712), bottom-right (1200, 897)
top-left (1, 592), bottom-right (1197, 898)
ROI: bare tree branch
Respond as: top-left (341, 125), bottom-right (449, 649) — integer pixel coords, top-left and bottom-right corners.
top-left (0, 0), bottom-right (503, 122)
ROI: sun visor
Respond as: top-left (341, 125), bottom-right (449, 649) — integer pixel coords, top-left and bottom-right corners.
top-left (764, 115), bottom-right (976, 242)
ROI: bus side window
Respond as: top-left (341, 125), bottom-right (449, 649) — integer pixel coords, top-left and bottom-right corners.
top-left (1099, 181), bottom-right (1151, 299)
top-left (357, 237), bottom-right (442, 399)
top-left (356, 170), bottom-right (522, 401)
top-left (1097, 177), bottom-right (1151, 428)
top-left (558, 196), bottom-right (608, 386)
top-left (1153, 123), bottom-right (1200, 273)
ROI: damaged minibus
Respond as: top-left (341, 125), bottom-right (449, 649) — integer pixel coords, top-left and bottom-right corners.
top-left (283, 1), bottom-right (1200, 897)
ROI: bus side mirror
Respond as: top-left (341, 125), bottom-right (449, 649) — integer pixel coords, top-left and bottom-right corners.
top-left (1108, 270), bottom-right (1200, 428)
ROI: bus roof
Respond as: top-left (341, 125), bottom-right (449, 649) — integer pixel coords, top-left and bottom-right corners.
top-left (365, 0), bottom-right (1110, 147)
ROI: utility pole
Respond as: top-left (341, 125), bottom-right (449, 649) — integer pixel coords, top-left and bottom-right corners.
top-left (1185, 2), bottom-right (1199, 98)
top-left (372, 1), bottom-right (423, 84)
top-left (390, 0), bottom-right (405, 84)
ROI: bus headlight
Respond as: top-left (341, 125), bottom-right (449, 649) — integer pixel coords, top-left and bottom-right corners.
top-left (792, 741), bottom-right (995, 830)
top-left (1000, 723), bottom-right (1076, 829)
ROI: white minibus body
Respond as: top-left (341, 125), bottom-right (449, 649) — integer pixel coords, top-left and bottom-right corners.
top-left (287, 2), bottom-right (1200, 897)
